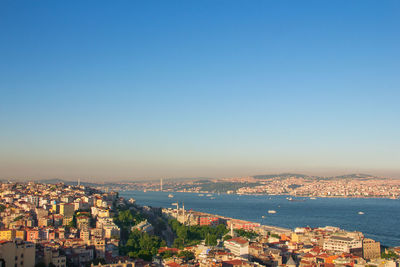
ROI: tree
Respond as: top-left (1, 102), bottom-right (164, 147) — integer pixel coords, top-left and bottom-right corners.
top-left (120, 229), bottom-right (164, 261)
top-left (168, 219), bottom-right (229, 247)
top-left (382, 250), bottom-right (399, 259)
top-left (161, 250), bottom-right (176, 259)
top-left (173, 237), bottom-right (184, 249)
top-left (177, 226), bottom-right (188, 243)
top-left (178, 250), bottom-right (195, 261)
top-left (223, 235), bottom-right (232, 241)
top-left (234, 229), bottom-right (259, 239)
top-left (205, 234), bottom-right (217, 246)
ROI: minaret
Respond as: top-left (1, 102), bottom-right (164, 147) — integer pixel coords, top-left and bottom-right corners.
top-left (230, 222), bottom-right (234, 237)
top-left (160, 178), bottom-right (163, 191)
top-left (78, 178), bottom-right (80, 187)
top-left (182, 202), bottom-right (185, 224)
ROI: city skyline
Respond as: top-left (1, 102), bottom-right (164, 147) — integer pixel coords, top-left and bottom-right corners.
top-left (1, 0), bottom-right (399, 180)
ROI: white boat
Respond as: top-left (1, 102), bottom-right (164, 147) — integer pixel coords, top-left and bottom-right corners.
top-left (206, 194), bottom-right (212, 197)
top-left (168, 194), bottom-right (174, 198)
top-left (310, 197), bottom-right (317, 200)
top-left (358, 211), bottom-right (364, 215)
top-left (198, 194), bottom-right (204, 196)
top-left (268, 210), bottom-right (277, 214)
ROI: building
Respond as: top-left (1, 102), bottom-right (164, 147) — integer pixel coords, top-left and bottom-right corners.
top-left (0, 230), bottom-right (16, 241)
top-left (80, 229), bottom-right (90, 241)
top-left (224, 237), bottom-right (249, 258)
top-left (323, 236), bottom-right (362, 253)
top-left (91, 261), bottom-right (136, 267)
top-left (362, 238), bottom-right (381, 260)
top-left (26, 229), bottom-right (39, 243)
top-left (59, 203), bottom-right (74, 217)
top-left (198, 215), bottom-right (220, 226)
top-left (131, 220), bottom-right (154, 234)
top-left (227, 219), bottom-right (261, 231)
top-left (43, 247), bottom-right (67, 267)
top-left (0, 240), bottom-right (35, 267)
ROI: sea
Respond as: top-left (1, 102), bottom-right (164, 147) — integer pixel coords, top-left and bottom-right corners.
top-left (119, 190), bottom-right (400, 247)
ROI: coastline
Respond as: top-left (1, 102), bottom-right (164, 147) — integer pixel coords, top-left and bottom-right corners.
top-left (119, 189), bottom-right (400, 247)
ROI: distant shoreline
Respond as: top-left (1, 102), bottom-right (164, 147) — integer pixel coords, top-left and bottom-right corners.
top-left (129, 189), bottom-right (399, 200)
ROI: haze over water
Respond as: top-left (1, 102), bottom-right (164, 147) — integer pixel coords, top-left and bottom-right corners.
top-left (120, 190), bottom-right (400, 247)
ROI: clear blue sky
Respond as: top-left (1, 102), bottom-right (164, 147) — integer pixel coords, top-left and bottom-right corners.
top-left (0, 0), bottom-right (399, 180)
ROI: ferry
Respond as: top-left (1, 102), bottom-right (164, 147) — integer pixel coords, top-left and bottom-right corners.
top-left (168, 194), bottom-right (174, 198)
top-left (268, 210), bottom-right (277, 214)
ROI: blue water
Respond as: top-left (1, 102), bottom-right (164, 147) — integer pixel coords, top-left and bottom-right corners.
top-left (119, 191), bottom-right (400, 247)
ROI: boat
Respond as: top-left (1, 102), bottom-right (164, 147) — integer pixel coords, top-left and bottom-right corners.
top-left (198, 194), bottom-right (204, 196)
top-left (268, 210), bottom-right (277, 214)
top-left (358, 211), bottom-right (364, 215)
top-left (262, 215), bottom-right (266, 219)
top-left (168, 194), bottom-right (174, 198)
top-left (310, 197), bottom-right (317, 200)
top-left (206, 194), bottom-right (212, 197)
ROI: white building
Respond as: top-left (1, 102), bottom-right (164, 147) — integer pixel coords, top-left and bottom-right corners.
top-left (224, 237), bottom-right (249, 258)
top-left (323, 236), bottom-right (362, 253)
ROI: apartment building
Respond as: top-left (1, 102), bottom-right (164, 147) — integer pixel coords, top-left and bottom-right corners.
top-left (323, 236), bottom-right (362, 253)
top-left (0, 240), bottom-right (35, 267)
top-left (362, 238), bottom-right (381, 260)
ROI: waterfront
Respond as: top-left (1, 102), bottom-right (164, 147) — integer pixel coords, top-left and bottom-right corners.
top-left (120, 190), bottom-right (400, 247)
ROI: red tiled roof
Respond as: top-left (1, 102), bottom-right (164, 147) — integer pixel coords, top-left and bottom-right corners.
top-left (226, 237), bottom-right (248, 245)
top-left (158, 247), bottom-right (180, 253)
top-left (222, 259), bottom-right (244, 266)
top-left (166, 263), bottom-right (181, 267)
